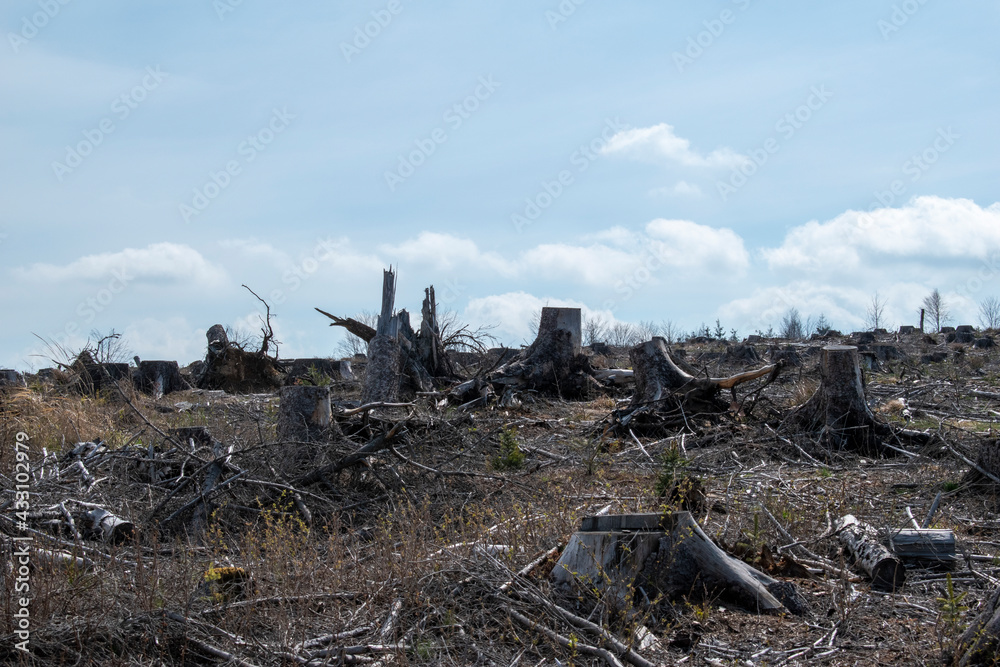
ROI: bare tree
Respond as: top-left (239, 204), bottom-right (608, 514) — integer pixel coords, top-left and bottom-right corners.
top-left (980, 296), bottom-right (1000, 330)
top-left (583, 315), bottom-right (608, 345)
top-left (865, 291), bottom-right (888, 331)
top-left (921, 289), bottom-right (950, 332)
top-left (606, 321), bottom-right (640, 347)
top-left (658, 319), bottom-right (679, 344)
top-left (636, 320), bottom-right (659, 342)
top-left (335, 310), bottom-right (379, 357)
top-left (779, 308), bottom-right (804, 340)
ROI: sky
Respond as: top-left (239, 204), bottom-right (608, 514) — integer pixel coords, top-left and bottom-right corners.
top-left (1, 0), bottom-right (999, 369)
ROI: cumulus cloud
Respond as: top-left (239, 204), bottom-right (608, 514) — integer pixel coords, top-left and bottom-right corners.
top-left (644, 219), bottom-right (750, 273)
top-left (601, 123), bottom-right (748, 169)
top-left (14, 242), bottom-right (228, 287)
top-left (650, 181), bottom-right (704, 197)
top-left (764, 196), bottom-right (1000, 272)
top-left (380, 232), bottom-right (515, 276)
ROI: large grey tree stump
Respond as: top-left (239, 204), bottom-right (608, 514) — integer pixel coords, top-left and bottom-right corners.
top-left (362, 268), bottom-right (404, 405)
top-left (785, 345), bottom-right (885, 453)
top-left (490, 307), bottom-right (596, 398)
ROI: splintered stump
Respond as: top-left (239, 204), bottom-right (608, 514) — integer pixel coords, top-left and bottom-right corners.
top-left (554, 512), bottom-right (806, 616)
top-left (491, 307), bottom-right (595, 398)
top-left (786, 345), bottom-right (888, 453)
top-left (835, 515), bottom-right (905, 591)
top-left (628, 337), bottom-right (777, 418)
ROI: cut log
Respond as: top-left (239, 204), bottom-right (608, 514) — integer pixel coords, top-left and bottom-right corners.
top-left (636, 512), bottom-right (807, 615)
top-left (629, 337), bottom-right (777, 415)
top-left (277, 385), bottom-right (334, 443)
top-left (956, 586), bottom-right (1000, 666)
top-left (490, 307), bottom-right (596, 398)
top-left (84, 508), bottom-right (136, 545)
top-left (889, 528), bottom-right (957, 567)
top-left (135, 360), bottom-right (190, 398)
top-left (835, 514), bottom-right (905, 591)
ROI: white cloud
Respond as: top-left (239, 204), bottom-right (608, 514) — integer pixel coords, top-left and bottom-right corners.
top-left (644, 219), bottom-right (750, 273)
top-left (14, 242), bottom-right (228, 287)
top-left (520, 244), bottom-right (639, 286)
top-left (380, 232), bottom-right (514, 276)
top-left (601, 123), bottom-right (749, 169)
top-left (650, 181), bottom-right (704, 197)
top-left (764, 196), bottom-right (1000, 272)
top-left (124, 316), bottom-right (206, 364)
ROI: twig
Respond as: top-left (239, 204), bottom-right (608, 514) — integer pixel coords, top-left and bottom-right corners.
top-left (505, 606), bottom-right (627, 667)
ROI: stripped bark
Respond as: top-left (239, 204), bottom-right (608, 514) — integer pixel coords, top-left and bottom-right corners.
top-left (835, 514), bottom-right (905, 591)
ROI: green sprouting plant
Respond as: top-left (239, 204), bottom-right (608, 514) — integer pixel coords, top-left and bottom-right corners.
top-left (942, 480), bottom-right (961, 492)
top-left (654, 443), bottom-right (689, 496)
top-left (492, 427), bottom-right (525, 470)
top-left (819, 467), bottom-right (833, 479)
top-left (301, 365), bottom-right (333, 386)
top-left (937, 573), bottom-right (968, 630)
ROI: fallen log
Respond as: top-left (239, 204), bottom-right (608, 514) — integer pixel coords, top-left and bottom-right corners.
top-left (835, 514), bottom-right (905, 591)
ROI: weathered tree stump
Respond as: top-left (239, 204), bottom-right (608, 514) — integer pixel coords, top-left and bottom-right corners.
top-left (277, 385), bottom-right (334, 443)
top-left (956, 586), bottom-right (1000, 666)
top-left (639, 512), bottom-right (807, 615)
top-left (0, 369), bottom-right (26, 389)
top-left (195, 324), bottom-right (284, 393)
top-left (362, 269), bottom-right (404, 405)
top-left (490, 307), bottom-right (597, 399)
top-left (135, 360), bottom-right (189, 398)
top-left (84, 508), bottom-right (136, 545)
top-left (835, 514), bottom-right (905, 591)
top-left (629, 337), bottom-right (777, 415)
top-left (785, 345), bottom-right (886, 453)
top-left (79, 363), bottom-right (131, 393)
top-left (962, 438), bottom-right (1000, 486)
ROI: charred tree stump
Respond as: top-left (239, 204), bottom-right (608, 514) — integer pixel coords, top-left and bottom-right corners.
top-left (785, 345), bottom-right (887, 453)
top-left (135, 360), bottom-right (189, 398)
top-left (637, 512), bottom-right (807, 615)
top-left (835, 514), bottom-right (905, 591)
top-left (956, 586), bottom-right (1000, 666)
top-left (626, 337), bottom-right (778, 421)
top-left (490, 307), bottom-right (596, 398)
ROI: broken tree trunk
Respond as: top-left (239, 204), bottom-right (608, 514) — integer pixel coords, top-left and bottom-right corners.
top-left (196, 324), bottom-right (284, 393)
top-left (835, 514), bottom-right (905, 591)
top-left (637, 511), bottom-right (807, 615)
top-left (415, 286), bottom-right (454, 379)
top-left (785, 345), bottom-right (887, 454)
top-left (629, 337), bottom-right (778, 415)
top-left (362, 269), bottom-right (403, 405)
top-left (314, 308), bottom-right (377, 343)
top-left (490, 307), bottom-right (596, 398)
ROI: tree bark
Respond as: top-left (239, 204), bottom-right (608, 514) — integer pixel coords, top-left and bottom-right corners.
top-left (962, 438), bottom-right (1000, 486)
top-left (277, 385), bottom-right (334, 443)
top-left (835, 514), bottom-right (905, 591)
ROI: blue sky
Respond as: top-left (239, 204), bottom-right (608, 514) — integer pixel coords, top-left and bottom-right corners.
top-left (2, 0), bottom-right (998, 368)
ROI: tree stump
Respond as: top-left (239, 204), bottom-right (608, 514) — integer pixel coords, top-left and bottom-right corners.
top-left (277, 385), bottom-right (334, 443)
top-left (629, 337), bottom-right (778, 416)
top-left (0, 369), bottom-right (26, 389)
top-left (362, 269), bottom-right (404, 405)
top-left (490, 307), bottom-right (595, 398)
top-left (785, 345), bottom-right (885, 453)
top-left (195, 324), bottom-right (284, 393)
top-left (637, 512), bottom-right (807, 615)
top-left (135, 360), bottom-right (189, 398)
